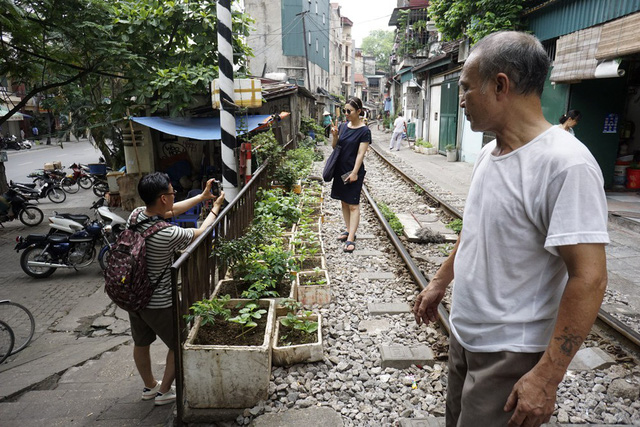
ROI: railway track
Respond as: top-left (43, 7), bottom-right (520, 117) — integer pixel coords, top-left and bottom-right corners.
top-left (366, 142), bottom-right (640, 362)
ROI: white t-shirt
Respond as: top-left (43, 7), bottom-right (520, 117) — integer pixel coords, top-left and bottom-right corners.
top-left (450, 126), bottom-right (609, 353)
top-left (393, 117), bottom-right (406, 133)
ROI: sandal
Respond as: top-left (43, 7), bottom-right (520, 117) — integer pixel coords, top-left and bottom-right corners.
top-left (337, 232), bottom-right (356, 242)
top-left (343, 241), bottom-right (355, 253)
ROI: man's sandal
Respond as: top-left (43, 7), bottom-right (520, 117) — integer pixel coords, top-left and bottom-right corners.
top-left (343, 241), bottom-right (355, 253)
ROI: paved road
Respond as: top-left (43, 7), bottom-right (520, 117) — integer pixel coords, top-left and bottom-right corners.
top-left (4, 138), bottom-right (102, 183)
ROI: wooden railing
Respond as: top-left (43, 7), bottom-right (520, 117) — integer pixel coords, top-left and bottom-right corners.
top-left (170, 162), bottom-right (270, 424)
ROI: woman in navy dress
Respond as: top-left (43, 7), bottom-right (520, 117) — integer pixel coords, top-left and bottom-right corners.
top-left (329, 97), bottom-right (371, 253)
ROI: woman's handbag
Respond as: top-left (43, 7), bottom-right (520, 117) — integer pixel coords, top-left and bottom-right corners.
top-left (322, 144), bottom-right (342, 182)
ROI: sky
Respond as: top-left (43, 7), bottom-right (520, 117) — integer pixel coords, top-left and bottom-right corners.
top-left (337, 1), bottom-right (396, 48)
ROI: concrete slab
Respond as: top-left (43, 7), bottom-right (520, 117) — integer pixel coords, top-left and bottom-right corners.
top-left (568, 347), bottom-right (616, 371)
top-left (368, 302), bottom-right (412, 315)
top-left (380, 345), bottom-right (436, 369)
top-left (412, 213), bottom-right (440, 223)
top-left (359, 272), bottom-right (395, 280)
top-left (354, 249), bottom-right (385, 257)
top-left (0, 334), bottom-right (130, 400)
top-left (398, 213), bottom-right (457, 243)
top-left (355, 233), bottom-right (376, 240)
top-left (251, 407), bottom-right (343, 426)
top-left (52, 285), bottom-right (112, 333)
top-left (358, 319), bottom-right (392, 334)
top-left (400, 418), bottom-right (445, 427)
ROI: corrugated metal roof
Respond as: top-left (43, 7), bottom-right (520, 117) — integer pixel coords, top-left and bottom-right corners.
top-left (526, 0), bottom-right (640, 41)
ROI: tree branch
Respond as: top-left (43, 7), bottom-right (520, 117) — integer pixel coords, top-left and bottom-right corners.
top-left (0, 68), bottom-right (92, 126)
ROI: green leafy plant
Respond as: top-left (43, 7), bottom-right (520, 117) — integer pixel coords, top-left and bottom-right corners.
top-left (445, 144), bottom-right (456, 151)
top-left (279, 298), bottom-right (302, 314)
top-left (254, 188), bottom-right (301, 228)
top-left (299, 269), bottom-right (327, 286)
top-left (446, 219), bottom-right (463, 234)
top-left (279, 311), bottom-right (319, 345)
top-left (229, 302), bottom-right (267, 337)
top-left (378, 202), bottom-right (404, 236)
top-left (414, 185), bottom-right (424, 195)
top-left (438, 243), bottom-right (453, 256)
top-left (185, 294), bottom-right (231, 326)
top-left (251, 130), bottom-right (283, 166)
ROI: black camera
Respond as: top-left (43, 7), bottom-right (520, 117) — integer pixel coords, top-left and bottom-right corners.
top-left (210, 180), bottom-right (222, 197)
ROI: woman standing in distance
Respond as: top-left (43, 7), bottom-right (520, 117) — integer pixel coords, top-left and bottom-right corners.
top-left (558, 110), bottom-right (581, 135)
top-left (330, 97), bottom-right (371, 253)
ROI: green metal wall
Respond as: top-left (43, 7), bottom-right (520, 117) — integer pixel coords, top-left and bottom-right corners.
top-left (541, 69), bottom-right (570, 125)
top-left (527, 0), bottom-right (640, 42)
top-left (282, 0), bottom-right (330, 71)
top-left (568, 76), bottom-right (627, 188)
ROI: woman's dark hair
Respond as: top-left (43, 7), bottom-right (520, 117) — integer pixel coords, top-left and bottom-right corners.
top-left (559, 110), bottom-right (582, 124)
top-left (346, 97), bottom-right (364, 116)
top-left (138, 172), bottom-right (171, 205)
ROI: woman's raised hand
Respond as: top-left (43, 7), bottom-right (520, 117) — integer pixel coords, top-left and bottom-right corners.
top-left (331, 119), bottom-right (339, 138)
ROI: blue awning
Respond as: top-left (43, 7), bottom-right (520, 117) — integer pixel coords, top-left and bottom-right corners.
top-left (130, 115), bottom-right (272, 140)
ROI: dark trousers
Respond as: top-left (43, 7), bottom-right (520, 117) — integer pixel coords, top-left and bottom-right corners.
top-left (446, 334), bottom-right (544, 427)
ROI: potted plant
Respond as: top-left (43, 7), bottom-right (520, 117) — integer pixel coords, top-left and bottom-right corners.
top-left (183, 297), bottom-right (276, 408)
top-left (214, 243), bottom-right (298, 317)
top-left (272, 310), bottom-right (323, 366)
top-left (445, 144), bottom-right (457, 162)
top-left (297, 267), bottom-right (331, 306)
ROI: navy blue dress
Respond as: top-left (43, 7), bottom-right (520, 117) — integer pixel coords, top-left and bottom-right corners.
top-left (330, 124), bottom-right (371, 205)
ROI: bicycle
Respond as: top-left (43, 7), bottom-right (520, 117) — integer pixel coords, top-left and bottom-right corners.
top-left (0, 320), bottom-right (15, 364)
top-left (0, 300), bottom-right (35, 355)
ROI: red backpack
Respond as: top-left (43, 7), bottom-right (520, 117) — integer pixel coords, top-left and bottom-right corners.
top-left (104, 210), bottom-right (172, 312)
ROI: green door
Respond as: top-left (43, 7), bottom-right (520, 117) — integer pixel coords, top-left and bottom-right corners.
top-left (569, 76), bottom-right (627, 188)
top-left (439, 79), bottom-right (459, 152)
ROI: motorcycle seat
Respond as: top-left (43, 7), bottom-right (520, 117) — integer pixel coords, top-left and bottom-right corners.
top-left (25, 234), bottom-right (49, 243)
top-left (11, 181), bottom-right (37, 188)
top-left (47, 234), bottom-right (69, 243)
top-left (57, 213), bottom-right (90, 223)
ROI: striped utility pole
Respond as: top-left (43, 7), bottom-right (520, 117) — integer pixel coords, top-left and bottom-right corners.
top-left (217, 0), bottom-right (237, 202)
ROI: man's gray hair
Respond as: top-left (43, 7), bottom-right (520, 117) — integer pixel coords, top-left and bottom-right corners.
top-left (470, 31), bottom-right (550, 97)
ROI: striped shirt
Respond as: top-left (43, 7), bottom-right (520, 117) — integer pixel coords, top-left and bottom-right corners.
top-left (127, 207), bottom-right (194, 309)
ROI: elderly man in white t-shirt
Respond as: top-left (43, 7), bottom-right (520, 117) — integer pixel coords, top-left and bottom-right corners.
top-left (389, 112), bottom-right (407, 151)
top-left (413, 31), bottom-right (609, 427)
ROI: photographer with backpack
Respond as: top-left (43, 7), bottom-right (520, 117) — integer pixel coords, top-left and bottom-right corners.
top-left (106, 172), bottom-right (224, 406)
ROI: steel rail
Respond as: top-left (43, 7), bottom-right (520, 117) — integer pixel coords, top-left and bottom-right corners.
top-left (362, 184), bottom-right (450, 335)
top-left (369, 144), bottom-right (464, 220)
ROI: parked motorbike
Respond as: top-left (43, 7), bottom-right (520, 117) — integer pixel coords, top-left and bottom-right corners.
top-left (49, 197), bottom-right (126, 238)
top-left (10, 174), bottom-right (67, 204)
top-left (0, 189), bottom-right (44, 227)
top-left (79, 162), bottom-right (111, 196)
top-left (15, 216), bottom-right (115, 278)
top-left (0, 135), bottom-right (21, 150)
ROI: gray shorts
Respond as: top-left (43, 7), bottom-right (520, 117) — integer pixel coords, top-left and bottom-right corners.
top-left (128, 307), bottom-right (175, 350)
top-left (446, 334), bottom-right (544, 427)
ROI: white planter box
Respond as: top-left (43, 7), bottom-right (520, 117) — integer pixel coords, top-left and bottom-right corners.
top-left (297, 269), bottom-right (331, 306)
top-left (183, 299), bottom-right (275, 409)
top-left (213, 278), bottom-right (297, 318)
top-left (427, 147), bottom-right (438, 155)
top-left (446, 150), bottom-right (457, 162)
top-left (273, 314), bottom-right (323, 366)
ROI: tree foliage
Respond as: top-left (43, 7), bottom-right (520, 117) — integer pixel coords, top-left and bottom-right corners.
top-left (0, 0), bottom-right (252, 170)
top-left (361, 30), bottom-right (394, 73)
top-left (428, 0), bottom-right (526, 44)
